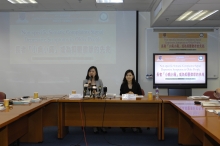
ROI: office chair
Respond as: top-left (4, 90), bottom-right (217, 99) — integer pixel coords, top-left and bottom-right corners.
top-left (0, 92), bottom-right (6, 102)
top-left (203, 91), bottom-right (217, 99)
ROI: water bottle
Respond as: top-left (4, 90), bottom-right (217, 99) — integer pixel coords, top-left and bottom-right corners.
top-left (155, 87), bottom-right (159, 99)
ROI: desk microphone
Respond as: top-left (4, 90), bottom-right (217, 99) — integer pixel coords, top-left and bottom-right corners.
top-left (98, 86), bottom-right (102, 97)
top-left (103, 86), bottom-right (107, 98)
top-left (92, 85), bottom-right (97, 98)
top-left (83, 84), bottom-right (88, 98)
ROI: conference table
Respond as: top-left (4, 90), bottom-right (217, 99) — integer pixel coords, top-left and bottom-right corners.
top-left (161, 96), bottom-right (220, 146)
top-left (1, 95), bottom-right (220, 146)
top-left (0, 96), bottom-right (162, 146)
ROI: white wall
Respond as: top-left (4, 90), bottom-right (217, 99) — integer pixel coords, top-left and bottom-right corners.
top-left (138, 12), bottom-right (220, 96)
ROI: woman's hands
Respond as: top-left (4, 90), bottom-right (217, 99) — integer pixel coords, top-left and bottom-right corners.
top-left (128, 91), bottom-right (134, 94)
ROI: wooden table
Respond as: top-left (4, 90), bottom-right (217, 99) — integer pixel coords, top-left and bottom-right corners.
top-left (192, 116), bottom-right (220, 146)
top-left (166, 98), bottom-right (220, 146)
top-left (3, 95), bottom-right (220, 146)
top-left (57, 97), bottom-right (162, 140)
top-left (0, 99), bottom-right (51, 146)
top-left (0, 96), bottom-right (162, 146)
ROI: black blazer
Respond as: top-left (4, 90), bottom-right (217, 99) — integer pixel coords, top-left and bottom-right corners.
top-left (120, 82), bottom-right (142, 95)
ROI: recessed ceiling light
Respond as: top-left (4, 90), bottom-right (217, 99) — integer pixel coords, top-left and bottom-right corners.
top-left (8, 0), bottom-right (37, 4)
top-left (176, 10), bottom-right (219, 21)
top-left (96, 0), bottom-right (123, 3)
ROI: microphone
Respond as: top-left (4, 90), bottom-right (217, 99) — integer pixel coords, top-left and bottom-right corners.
top-left (83, 84), bottom-right (88, 97)
top-left (92, 85), bottom-right (97, 98)
top-left (89, 76), bottom-right (93, 81)
top-left (103, 87), bottom-right (107, 93)
top-left (98, 86), bottom-right (102, 98)
top-left (103, 87), bottom-right (107, 98)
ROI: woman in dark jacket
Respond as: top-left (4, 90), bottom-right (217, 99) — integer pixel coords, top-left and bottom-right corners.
top-left (120, 69), bottom-right (143, 133)
top-left (120, 69), bottom-right (142, 95)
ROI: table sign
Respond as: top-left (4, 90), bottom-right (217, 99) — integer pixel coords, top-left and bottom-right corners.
top-left (122, 94), bottom-right (136, 100)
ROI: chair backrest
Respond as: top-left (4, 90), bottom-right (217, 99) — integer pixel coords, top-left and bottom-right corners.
top-left (203, 91), bottom-right (216, 99)
top-left (0, 92), bottom-right (6, 102)
top-left (141, 89), bottom-right (145, 96)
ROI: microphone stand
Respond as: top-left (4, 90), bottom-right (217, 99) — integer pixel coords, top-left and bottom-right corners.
top-left (88, 76), bottom-right (93, 97)
top-left (97, 86), bottom-right (102, 98)
top-left (83, 84), bottom-right (88, 98)
top-left (92, 86), bottom-right (97, 98)
top-left (88, 83), bottom-right (92, 97)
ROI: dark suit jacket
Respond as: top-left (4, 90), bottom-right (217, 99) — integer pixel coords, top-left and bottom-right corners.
top-left (120, 82), bottom-right (142, 95)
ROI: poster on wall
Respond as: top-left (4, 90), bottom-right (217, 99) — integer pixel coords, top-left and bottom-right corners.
top-left (159, 33), bottom-right (207, 51)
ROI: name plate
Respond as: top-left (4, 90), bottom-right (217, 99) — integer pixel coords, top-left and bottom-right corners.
top-left (69, 94), bottom-right (83, 99)
top-left (122, 94), bottom-right (136, 100)
top-left (106, 93), bottom-right (116, 98)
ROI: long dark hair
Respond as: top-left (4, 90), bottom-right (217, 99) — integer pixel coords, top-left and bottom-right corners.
top-left (122, 69), bottom-right (136, 84)
top-left (86, 66), bottom-right (99, 80)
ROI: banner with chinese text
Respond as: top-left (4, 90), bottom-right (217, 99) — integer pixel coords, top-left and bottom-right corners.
top-left (159, 33), bottom-right (207, 51)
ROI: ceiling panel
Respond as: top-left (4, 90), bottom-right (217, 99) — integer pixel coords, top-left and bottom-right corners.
top-left (190, 4), bottom-right (220, 10)
top-left (160, 10), bottom-right (185, 17)
top-left (172, 0), bottom-right (199, 4)
top-left (169, 21), bottom-right (200, 27)
top-left (198, 0), bottom-right (220, 3)
top-left (166, 4), bottom-right (195, 11)
top-left (0, 0), bottom-right (219, 27)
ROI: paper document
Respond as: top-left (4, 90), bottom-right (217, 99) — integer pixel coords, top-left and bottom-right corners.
top-left (122, 94), bottom-right (136, 100)
top-left (12, 98), bottom-right (31, 104)
top-left (214, 109), bottom-right (220, 114)
top-left (188, 96), bottom-right (209, 100)
top-left (201, 102), bottom-right (220, 107)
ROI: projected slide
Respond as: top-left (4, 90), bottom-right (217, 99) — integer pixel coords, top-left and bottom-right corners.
top-left (9, 12), bottom-right (116, 64)
top-left (155, 55), bottom-right (206, 84)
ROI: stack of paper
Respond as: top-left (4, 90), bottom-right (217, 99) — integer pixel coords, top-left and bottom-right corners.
top-left (188, 96), bottom-right (209, 100)
top-left (201, 102), bottom-right (220, 107)
top-left (214, 109), bottom-right (220, 114)
top-left (12, 98), bottom-right (31, 105)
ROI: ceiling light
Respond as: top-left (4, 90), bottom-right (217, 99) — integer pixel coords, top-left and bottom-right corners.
top-left (8, 0), bottom-right (37, 4)
top-left (176, 11), bottom-right (193, 21)
top-left (176, 10), bottom-right (219, 21)
top-left (199, 10), bottom-right (219, 20)
top-left (186, 10), bottom-right (203, 21)
top-left (96, 0), bottom-right (123, 3)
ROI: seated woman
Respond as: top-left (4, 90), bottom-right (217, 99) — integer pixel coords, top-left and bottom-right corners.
top-left (120, 69), bottom-right (143, 133)
top-left (83, 66), bottom-right (106, 133)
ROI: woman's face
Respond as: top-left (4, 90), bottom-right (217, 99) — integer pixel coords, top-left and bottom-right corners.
top-left (126, 72), bottom-right (133, 82)
top-left (89, 68), bottom-right (96, 77)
